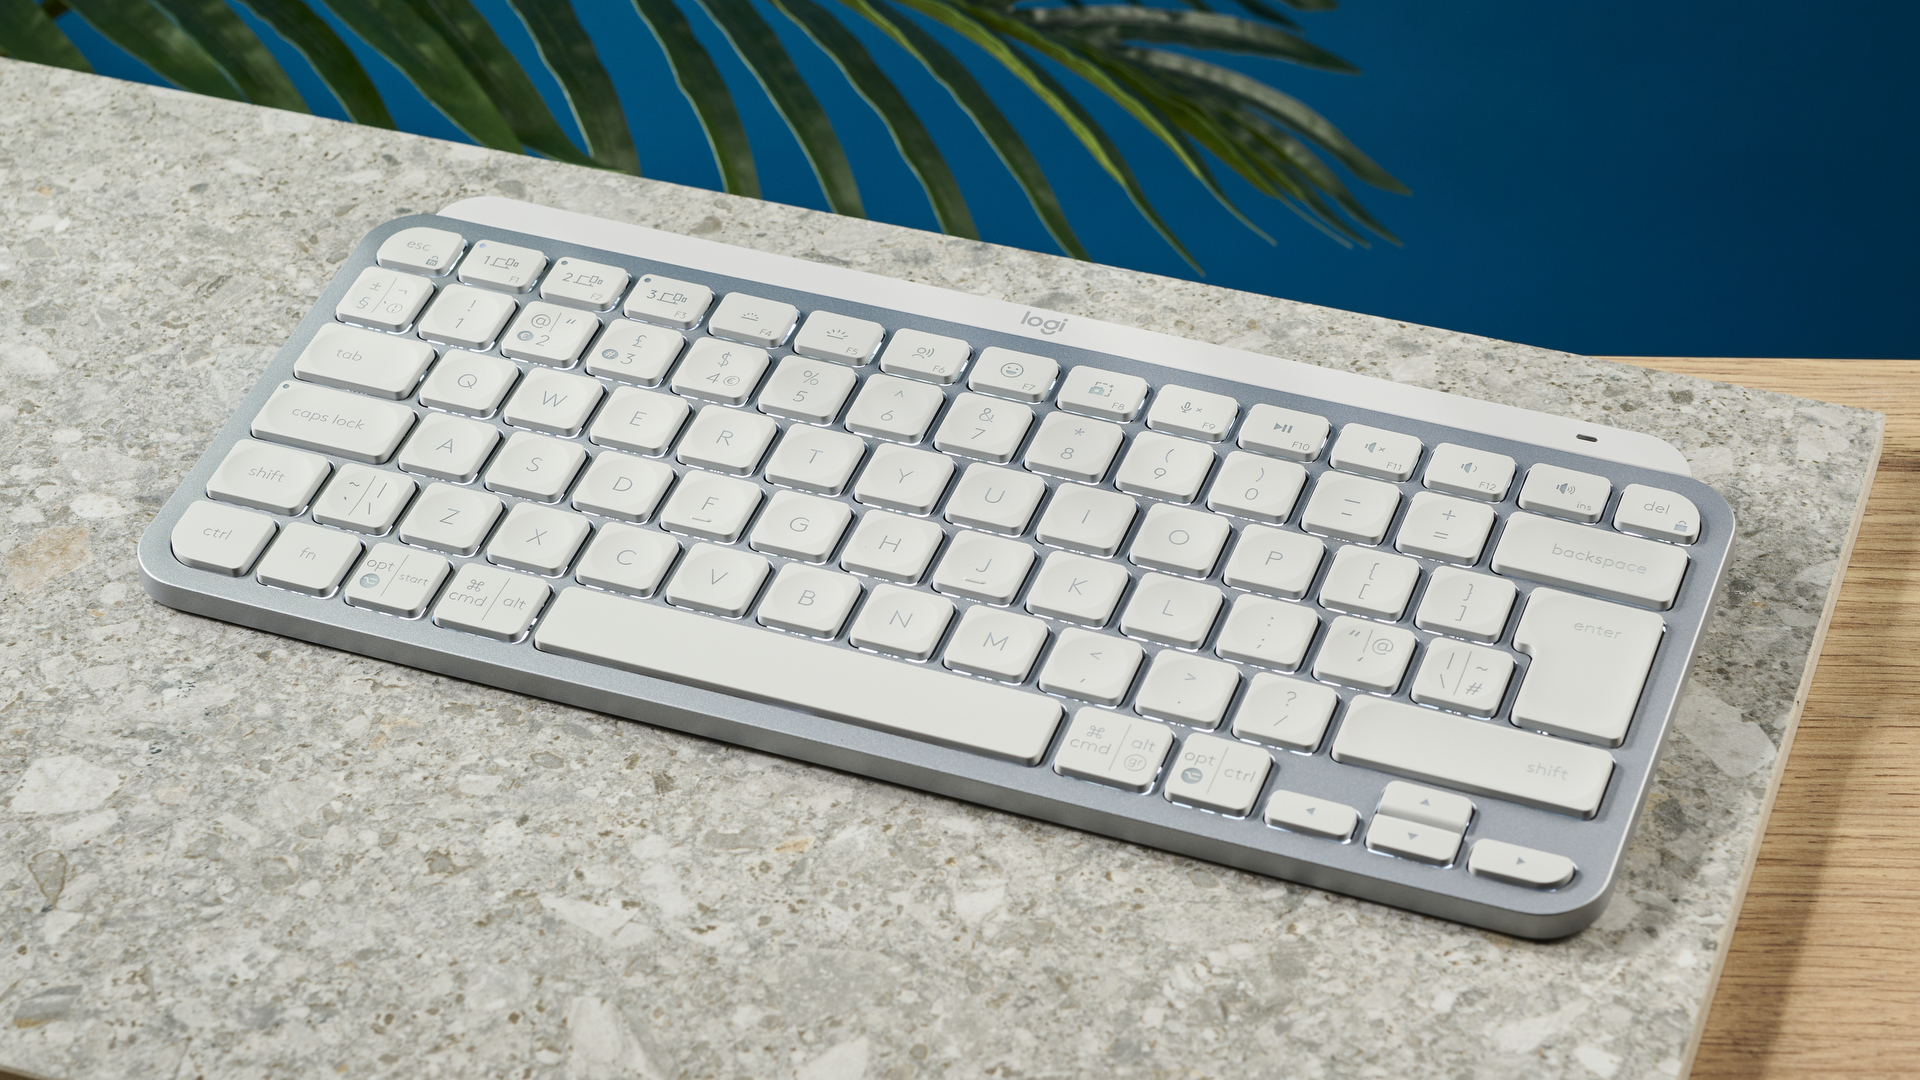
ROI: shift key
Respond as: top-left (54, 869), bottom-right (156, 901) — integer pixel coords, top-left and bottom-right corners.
top-left (251, 381), bottom-right (416, 463)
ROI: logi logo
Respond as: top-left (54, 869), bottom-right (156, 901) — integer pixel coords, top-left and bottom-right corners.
top-left (1021, 310), bottom-right (1068, 336)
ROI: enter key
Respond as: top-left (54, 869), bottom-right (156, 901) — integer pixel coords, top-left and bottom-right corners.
top-left (1511, 589), bottom-right (1666, 746)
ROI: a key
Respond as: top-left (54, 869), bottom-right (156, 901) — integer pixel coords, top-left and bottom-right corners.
top-left (485, 504), bottom-right (592, 575)
top-left (251, 381), bottom-right (415, 463)
top-left (707, 292), bottom-right (800, 348)
top-left (1329, 423), bottom-right (1422, 482)
top-left (432, 562), bottom-right (551, 641)
top-left (206, 439), bottom-right (331, 515)
top-left (1511, 588), bottom-right (1665, 745)
top-left (334, 266), bottom-right (431, 331)
top-left (1232, 675), bottom-right (1339, 752)
top-left (574, 524), bottom-right (679, 598)
top-left (396, 483), bottom-right (504, 556)
top-left (844, 374), bottom-right (944, 443)
top-left (571, 452), bottom-right (674, 522)
top-left (1220, 526), bottom-right (1325, 600)
top-left (456, 239), bottom-right (545, 292)
top-left (1052, 709), bottom-right (1173, 792)
top-left (1238, 404), bottom-right (1329, 461)
top-left (757, 355), bottom-right (858, 424)
top-left (502, 301), bottom-right (598, 366)
top-left (840, 511), bottom-right (944, 582)
top-left (944, 463), bottom-right (1047, 534)
top-left (1116, 431), bottom-right (1215, 502)
top-left (854, 444), bottom-right (955, 514)
top-left (1410, 641), bottom-right (1514, 717)
top-left (1022, 411), bottom-right (1124, 483)
top-left (1263, 789), bottom-right (1358, 839)
top-left (1468, 839), bottom-right (1577, 889)
top-left (931, 531), bottom-right (1034, 604)
top-left (1056, 366), bottom-right (1149, 422)
top-left (1214, 595), bottom-right (1319, 671)
top-left (1413, 567), bottom-right (1517, 642)
top-left (585, 320), bottom-right (685, 387)
top-left (1395, 491), bottom-right (1496, 564)
top-left (1036, 629), bottom-right (1143, 705)
top-left (1034, 484), bottom-right (1137, 557)
top-left (1517, 464), bottom-right (1610, 522)
top-left (1491, 513), bottom-right (1688, 608)
top-left (1318, 546), bottom-right (1421, 620)
top-left (934, 392), bottom-right (1033, 463)
top-left (1119, 574), bottom-right (1224, 649)
top-left (763, 425), bottom-right (866, 494)
top-left (1127, 504), bottom-right (1232, 577)
top-left (312, 464), bottom-right (416, 534)
top-left (375, 226), bottom-right (463, 276)
top-left (539, 257), bottom-right (629, 310)
top-left (657, 470), bottom-right (763, 542)
top-left (748, 491), bottom-right (853, 562)
top-left (418, 350), bottom-right (518, 416)
top-left (414, 284), bottom-right (516, 349)
top-left (756, 565), bottom-right (863, 637)
top-left (1134, 650), bottom-right (1239, 728)
top-left (625, 273), bottom-right (713, 329)
top-left (502, 368), bottom-right (603, 437)
top-left (588, 387), bottom-right (690, 456)
top-left (170, 500), bottom-right (276, 575)
top-left (396, 412), bottom-right (500, 483)
top-left (878, 328), bottom-right (970, 383)
top-left (1311, 616), bottom-right (1416, 693)
top-left (664, 543), bottom-right (772, 617)
top-left (1299, 471), bottom-right (1400, 545)
top-left (1206, 451), bottom-right (1306, 523)
top-left (1614, 484), bottom-right (1701, 544)
top-left (847, 585), bottom-right (954, 659)
top-left (1146, 385), bottom-right (1238, 442)
top-left (1164, 734), bottom-right (1271, 816)
top-left (675, 406), bottom-right (778, 475)
top-left (669, 337), bottom-right (770, 406)
top-left (943, 607), bottom-right (1050, 681)
top-left (1025, 552), bottom-right (1130, 626)
top-left (343, 543), bottom-right (451, 617)
top-left (1423, 443), bottom-right (1515, 501)
top-left (1377, 782), bottom-right (1475, 832)
top-left (969, 347), bottom-right (1057, 402)
top-left (792, 310), bottom-right (885, 365)
top-left (294, 323), bottom-right (435, 399)
top-left (483, 431), bottom-right (587, 501)
top-left (1365, 814), bottom-right (1461, 865)
top-left (255, 522), bottom-right (361, 596)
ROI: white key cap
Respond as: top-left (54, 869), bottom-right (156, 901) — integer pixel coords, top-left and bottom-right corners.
top-left (1206, 451), bottom-right (1306, 523)
top-left (1232, 675), bottom-right (1339, 752)
top-left (1034, 484), bottom-right (1137, 556)
top-left (1164, 734), bottom-right (1271, 816)
top-left (758, 355), bottom-right (858, 424)
top-left (675, 406), bottom-right (778, 475)
top-left (840, 511), bottom-right (944, 582)
top-left (1057, 366), bottom-right (1149, 422)
top-left (414, 284), bottom-right (516, 348)
top-left (664, 543), bottom-right (771, 617)
top-left (1116, 431), bottom-right (1215, 502)
top-left (1424, 443), bottom-right (1515, 501)
top-left (1414, 567), bottom-right (1517, 642)
top-left (1491, 513), bottom-right (1688, 608)
top-left (503, 368), bottom-right (603, 436)
top-left (970, 346), bottom-right (1057, 402)
top-left (397, 483), bottom-right (503, 556)
top-left (335, 266), bottom-right (431, 331)
top-left (764, 425), bottom-right (866, 494)
top-left (931, 531), bottom-right (1034, 603)
top-left (483, 431), bottom-right (588, 501)
top-left (251, 381), bottom-right (415, 463)
top-left (585, 320), bottom-right (685, 387)
top-left (1221, 526), bottom-right (1325, 600)
top-left (1317, 546), bottom-right (1421, 620)
top-left (1053, 708), bottom-right (1174, 791)
top-left (1468, 839), bottom-right (1577, 889)
top-left (418, 350), bottom-right (518, 416)
top-left (1120, 574), bottom-right (1224, 648)
top-left (1146, 384), bottom-right (1238, 442)
top-left (255, 521), bottom-right (361, 596)
top-left (1614, 484), bottom-right (1701, 544)
top-left (537, 587), bottom-right (1062, 763)
top-left (934, 392), bottom-right (1033, 463)
top-left (343, 542), bottom-right (450, 617)
top-left (1263, 789), bottom-right (1358, 839)
top-left (1022, 411), bottom-right (1124, 483)
top-left (207, 439), bottom-right (331, 515)
top-left (1377, 781), bottom-right (1475, 832)
top-left (844, 374), bottom-right (944, 442)
top-left (375, 226), bottom-right (463, 275)
top-left (848, 585), bottom-right (954, 659)
top-left (1312, 616), bottom-right (1415, 693)
top-left (1396, 491), bottom-right (1496, 563)
top-left (1037, 628), bottom-right (1143, 705)
top-left (1134, 651), bottom-right (1239, 728)
top-left (1025, 552), bottom-right (1130, 626)
top-left (658, 470), bottom-right (763, 542)
top-left (1511, 588), bottom-right (1665, 745)
top-left (878, 327), bottom-right (970, 383)
top-left (432, 562), bottom-right (551, 640)
top-left (574, 523), bottom-right (679, 598)
top-left (793, 310), bottom-right (885, 365)
top-left (945, 463), bottom-right (1047, 534)
top-left (1365, 814), bottom-right (1461, 865)
top-left (588, 386), bottom-right (690, 455)
top-left (485, 503), bottom-right (592, 575)
top-left (756, 564), bottom-right (863, 637)
top-left (312, 464), bottom-right (415, 534)
top-left (1411, 641), bottom-right (1514, 716)
top-left (571, 452), bottom-right (674, 522)
top-left (170, 500), bottom-right (276, 575)
top-left (1329, 423), bottom-right (1422, 481)
top-left (1331, 696), bottom-right (1615, 817)
top-left (625, 273), bottom-right (713, 329)
top-left (294, 323), bottom-right (434, 398)
top-left (396, 412), bottom-right (500, 483)
top-left (670, 337), bottom-right (770, 406)
top-left (1239, 404), bottom-right (1329, 461)
top-left (748, 491), bottom-right (852, 562)
top-left (457, 239), bottom-right (545, 293)
top-left (539, 256), bottom-right (629, 310)
top-left (853, 444), bottom-right (954, 513)
top-left (1299, 470), bottom-right (1400, 544)
top-left (501, 301), bottom-right (598, 366)
top-left (1128, 504), bottom-right (1232, 577)
top-left (1214, 595), bottom-right (1319, 671)
top-left (1518, 464), bottom-right (1611, 523)
top-left (943, 607), bottom-right (1050, 681)
top-left (708, 292), bottom-right (799, 348)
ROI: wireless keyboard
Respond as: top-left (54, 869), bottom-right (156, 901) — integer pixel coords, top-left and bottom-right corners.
top-left (138, 198), bottom-right (1734, 939)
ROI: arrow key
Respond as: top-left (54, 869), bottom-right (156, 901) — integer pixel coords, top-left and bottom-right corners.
top-left (1468, 838), bottom-right (1577, 888)
top-left (1365, 813), bottom-right (1463, 865)
top-left (1263, 788), bottom-right (1358, 839)
top-left (1377, 780), bottom-right (1475, 832)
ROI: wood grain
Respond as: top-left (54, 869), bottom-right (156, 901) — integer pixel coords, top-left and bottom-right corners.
top-left (1604, 358), bottom-right (1920, 1079)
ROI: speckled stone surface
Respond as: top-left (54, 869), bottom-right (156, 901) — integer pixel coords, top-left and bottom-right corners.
top-left (0, 61), bottom-right (1884, 1080)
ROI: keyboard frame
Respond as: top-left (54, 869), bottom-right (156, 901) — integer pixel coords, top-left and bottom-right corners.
top-left (137, 205), bottom-right (1736, 939)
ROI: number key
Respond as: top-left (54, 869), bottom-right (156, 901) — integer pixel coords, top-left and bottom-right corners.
top-left (933, 392), bottom-right (1033, 463)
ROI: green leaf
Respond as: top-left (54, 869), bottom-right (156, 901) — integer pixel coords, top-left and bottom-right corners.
top-left (628, 0), bottom-right (758, 197)
top-left (319, 0), bottom-right (519, 151)
top-left (64, 0), bottom-right (241, 99)
top-left (767, 0), bottom-right (973, 237)
top-left (152, 0), bottom-right (308, 110)
top-left (693, 0), bottom-right (862, 217)
top-left (505, 0), bottom-right (639, 173)
top-left (401, 0), bottom-right (594, 166)
top-left (236, 0), bottom-right (395, 126)
top-left (0, 0), bottom-right (91, 71)
top-left (1020, 7), bottom-right (1356, 73)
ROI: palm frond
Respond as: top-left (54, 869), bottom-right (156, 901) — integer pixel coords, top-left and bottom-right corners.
top-left (0, 0), bottom-right (90, 70)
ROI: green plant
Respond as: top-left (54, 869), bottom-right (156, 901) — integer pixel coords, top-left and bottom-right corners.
top-left (0, 0), bottom-right (1406, 268)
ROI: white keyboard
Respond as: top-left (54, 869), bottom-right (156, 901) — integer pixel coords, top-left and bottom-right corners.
top-left (139, 199), bottom-right (1734, 938)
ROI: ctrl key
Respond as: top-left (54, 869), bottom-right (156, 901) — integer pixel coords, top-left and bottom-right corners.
top-left (343, 542), bottom-right (450, 618)
top-left (170, 500), bottom-right (277, 575)
top-left (1053, 708), bottom-right (1174, 793)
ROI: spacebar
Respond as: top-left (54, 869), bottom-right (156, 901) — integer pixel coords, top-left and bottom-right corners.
top-left (533, 587), bottom-right (1064, 765)
top-left (1330, 698), bottom-right (1616, 817)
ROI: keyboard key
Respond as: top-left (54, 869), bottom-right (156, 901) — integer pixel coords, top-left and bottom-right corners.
top-left (1116, 431), bottom-right (1215, 502)
top-left (457, 239), bottom-right (545, 292)
top-left (1365, 814), bottom-right (1461, 865)
top-left (758, 355), bottom-right (858, 424)
top-left (343, 543), bottom-right (450, 617)
top-left (414, 284), bottom-right (515, 348)
top-left (585, 320), bottom-right (685, 387)
top-left (1263, 789), bottom-right (1357, 839)
top-left (1035, 484), bottom-right (1137, 556)
top-left (396, 412), bottom-right (499, 483)
top-left (1468, 839), bottom-right (1577, 888)
top-left (1414, 567), bottom-right (1517, 642)
top-left (1128, 504), bottom-right (1231, 577)
top-left (793, 310), bottom-right (884, 365)
top-left (1299, 471), bottom-right (1400, 544)
top-left (1214, 595), bottom-right (1318, 671)
top-left (970, 346), bottom-right (1058, 401)
top-left (764, 425), bottom-right (866, 494)
top-left (571, 452), bottom-right (674, 522)
top-left (1410, 640), bottom-right (1514, 716)
top-left (1037, 629), bottom-right (1143, 705)
top-left (931, 531), bottom-right (1034, 604)
top-left (878, 328), bottom-right (970, 383)
top-left (943, 607), bottom-right (1049, 681)
top-left (375, 226), bottom-right (463, 275)
top-left (670, 337), bottom-right (770, 406)
top-left (1023, 411), bottom-right (1124, 483)
top-left (418, 350), bottom-right (518, 416)
top-left (1318, 547), bottom-right (1421, 620)
top-left (574, 523), bottom-right (679, 597)
top-left (485, 504), bottom-right (592, 575)
top-left (170, 500), bottom-right (276, 575)
top-left (1423, 443), bottom-right (1515, 501)
top-left (432, 562), bottom-right (551, 640)
top-left (840, 511), bottom-right (944, 582)
top-left (335, 266), bottom-right (432, 331)
top-left (483, 432), bottom-right (587, 501)
top-left (1164, 733), bottom-right (1271, 815)
top-left (1312, 616), bottom-right (1415, 693)
top-left (502, 301), bottom-right (598, 366)
top-left (540, 256), bottom-right (629, 310)
top-left (1614, 484), bottom-right (1701, 544)
top-left (1239, 404), bottom-right (1329, 461)
top-left (1329, 423), bottom-right (1421, 481)
top-left (1395, 491), bottom-right (1496, 563)
top-left (756, 565), bottom-right (862, 637)
top-left (294, 324), bottom-right (434, 398)
top-left (1377, 781), bottom-right (1475, 832)
top-left (934, 392), bottom-right (1033, 463)
top-left (658, 470), bottom-right (762, 542)
top-left (1232, 675), bottom-right (1339, 751)
top-left (1053, 709), bottom-right (1173, 791)
top-left (625, 273), bottom-right (713, 329)
top-left (1490, 513), bottom-right (1688, 608)
top-left (945, 463), bottom-right (1047, 534)
top-left (1511, 588), bottom-right (1665, 745)
top-left (397, 483), bottom-right (503, 556)
top-left (503, 368), bottom-right (602, 437)
top-left (312, 465), bottom-right (415, 534)
top-left (1146, 384), bottom-right (1238, 442)
top-left (675, 406), bottom-right (777, 475)
top-left (255, 522), bottom-right (360, 596)
top-left (1518, 464), bottom-right (1610, 523)
top-left (664, 543), bottom-right (771, 617)
top-left (1206, 451), bottom-right (1307, 522)
top-left (1057, 366), bottom-right (1149, 422)
top-left (588, 387), bottom-right (690, 456)
top-left (848, 585), bottom-right (953, 659)
top-left (748, 491), bottom-right (852, 562)
top-left (844, 374), bottom-right (944, 442)
top-left (1220, 526), bottom-right (1325, 600)
top-left (854, 444), bottom-right (954, 513)
top-left (1120, 574), bottom-right (1224, 649)
top-left (537, 587), bottom-right (1062, 764)
top-left (708, 292), bottom-right (800, 348)
top-left (206, 439), bottom-right (331, 515)
top-left (1026, 552), bottom-right (1129, 626)
top-left (251, 381), bottom-right (415, 463)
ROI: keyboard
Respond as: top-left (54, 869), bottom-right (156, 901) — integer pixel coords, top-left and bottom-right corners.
top-left (138, 197), bottom-right (1734, 939)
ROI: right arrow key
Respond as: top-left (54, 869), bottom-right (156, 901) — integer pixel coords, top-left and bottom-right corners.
top-left (1468, 838), bottom-right (1577, 888)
